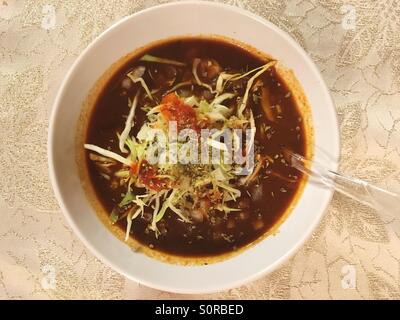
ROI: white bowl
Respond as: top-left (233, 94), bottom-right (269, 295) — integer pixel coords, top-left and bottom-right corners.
top-left (48, 1), bottom-right (339, 294)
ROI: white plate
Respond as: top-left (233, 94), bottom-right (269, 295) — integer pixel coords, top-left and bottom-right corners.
top-left (48, 1), bottom-right (340, 294)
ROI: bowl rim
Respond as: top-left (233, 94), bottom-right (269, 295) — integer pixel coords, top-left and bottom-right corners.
top-left (48, 0), bottom-right (340, 294)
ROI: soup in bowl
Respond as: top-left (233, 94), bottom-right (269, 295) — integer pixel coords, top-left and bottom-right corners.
top-left (78, 35), bottom-right (313, 264)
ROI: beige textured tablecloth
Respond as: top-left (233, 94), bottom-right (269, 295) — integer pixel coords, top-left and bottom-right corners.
top-left (1, 0), bottom-right (400, 299)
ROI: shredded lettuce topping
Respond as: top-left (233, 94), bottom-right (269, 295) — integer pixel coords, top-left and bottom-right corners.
top-left (85, 54), bottom-right (277, 241)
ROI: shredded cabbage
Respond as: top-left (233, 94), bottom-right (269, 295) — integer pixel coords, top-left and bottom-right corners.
top-left (192, 58), bottom-right (215, 93)
top-left (237, 61), bottom-right (276, 118)
top-left (114, 170), bottom-right (130, 178)
top-left (215, 72), bottom-right (240, 94)
top-left (166, 81), bottom-right (192, 94)
top-left (211, 92), bottom-right (236, 106)
top-left (153, 189), bottom-right (189, 229)
top-left (232, 130), bottom-right (240, 152)
top-left (211, 167), bottom-right (229, 181)
top-left (215, 204), bottom-right (241, 213)
top-left (146, 104), bottom-right (163, 115)
top-left (198, 99), bottom-right (231, 121)
top-left (127, 68), bottom-right (154, 101)
top-left (215, 64), bottom-right (271, 95)
top-left (184, 96), bottom-right (199, 107)
top-left (148, 195), bottom-right (162, 237)
top-left (84, 144), bottom-right (132, 166)
top-left (228, 64), bottom-right (266, 82)
top-left (206, 138), bottom-right (228, 152)
top-left (215, 181), bottom-right (241, 200)
top-left (169, 203), bottom-right (188, 222)
top-left (124, 206), bottom-right (142, 241)
top-left (119, 91), bottom-right (140, 153)
top-left (119, 189), bottom-right (135, 207)
top-left (247, 109), bottom-right (256, 156)
top-left (124, 208), bottom-right (134, 241)
top-left (137, 123), bottom-right (157, 142)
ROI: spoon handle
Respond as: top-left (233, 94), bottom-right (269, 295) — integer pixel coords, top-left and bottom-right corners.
top-left (289, 151), bottom-right (400, 217)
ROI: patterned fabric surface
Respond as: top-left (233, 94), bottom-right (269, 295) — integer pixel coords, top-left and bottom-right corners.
top-left (1, 0), bottom-right (400, 299)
